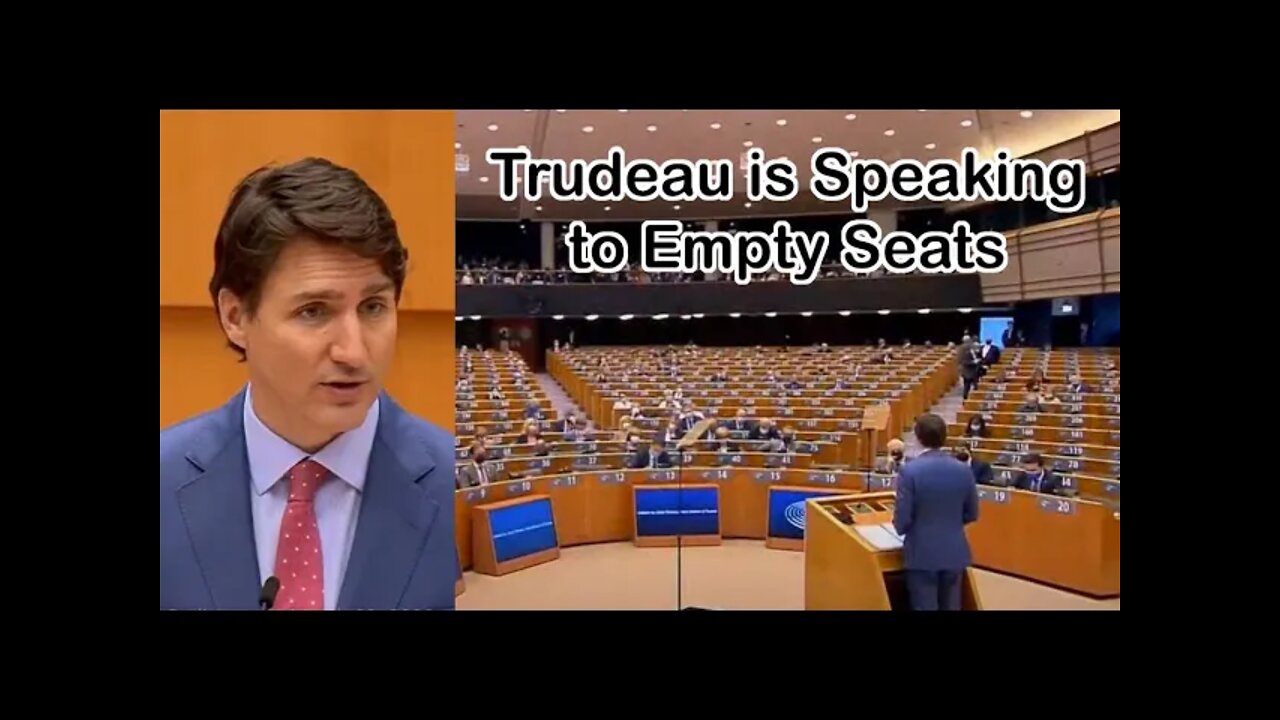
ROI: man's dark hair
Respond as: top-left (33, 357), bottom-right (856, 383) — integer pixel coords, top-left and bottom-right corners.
top-left (209, 157), bottom-right (408, 357)
top-left (1023, 452), bottom-right (1044, 467)
top-left (913, 413), bottom-right (948, 449)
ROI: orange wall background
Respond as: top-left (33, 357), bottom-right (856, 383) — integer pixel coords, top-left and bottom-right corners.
top-left (160, 110), bottom-right (455, 431)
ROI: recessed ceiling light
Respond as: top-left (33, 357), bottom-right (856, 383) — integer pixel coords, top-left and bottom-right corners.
top-left (883, 129), bottom-right (895, 136)
top-left (838, 311), bottom-right (852, 317)
top-left (850, 151), bottom-right (860, 158)
top-left (603, 206), bottom-right (611, 211)
top-left (647, 125), bottom-right (658, 132)
top-left (961, 119), bottom-right (973, 127)
top-left (479, 176), bottom-right (490, 183)
top-left (680, 314), bottom-right (692, 320)
top-left (535, 205), bottom-right (543, 211)
top-left (585, 314), bottom-right (599, 321)
top-left (582, 125), bottom-right (594, 133)
top-left (673, 204), bottom-right (681, 210)
top-left (845, 113), bottom-right (857, 120)
top-left (877, 309), bottom-right (891, 315)
top-left (454, 316), bottom-right (463, 321)
top-left (730, 313), bottom-right (742, 318)
top-left (653, 314), bottom-right (669, 320)
top-left (710, 122), bottom-right (722, 130)
top-left (487, 124), bottom-right (498, 131)
top-left (917, 308), bottom-right (931, 314)
top-left (469, 315), bottom-right (481, 321)
top-left (743, 140), bottom-right (753, 147)
top-left (925, 143), bottom-right (937, 150)
top-left (958, 307), bottom-right (973, 313)
top-left (744, 202), bottom-right (752, 208)
top-left (555, 109), bottom-right (566, 113)
top-left (1020, 110), bottom-right (1034, 118)
top-left (918, 109), bottom-right (928, 112)
top-left (522, 109), bottom-right (532, 112)
top-left (801, 311), bottom-right (813, 317)
top-left (765, 312), bottom-right (778, 318)
top-left (812, 136), bottom-right (823, 143)
top-left (618, 109), bottom-right (628, 113)
top-left (552, 314), bottom-right (564, 320)
top-left (776, 118), bottom-right (787, 126)
top-left (454, 141), bottom-right (461, 149)
top-left (619, 314), bottom-right (634, 321)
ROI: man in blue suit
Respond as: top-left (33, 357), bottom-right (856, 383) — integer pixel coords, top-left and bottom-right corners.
top-left (892, 414), bottom-right (980, 611)
top-left (160, 158), bottom-right (457, 610)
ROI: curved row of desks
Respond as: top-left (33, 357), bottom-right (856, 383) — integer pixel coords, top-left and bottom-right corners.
top-left (454, 467), bottom-right (1120, 598)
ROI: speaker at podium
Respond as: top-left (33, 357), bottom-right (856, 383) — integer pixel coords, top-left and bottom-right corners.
top-left (803, 492), bottom-right (984, 610)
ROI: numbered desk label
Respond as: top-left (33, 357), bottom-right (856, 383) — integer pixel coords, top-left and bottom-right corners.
top-left (464, 487), bottom-right (488, 503)
top-left (754, 470), bottom-right (783, 483)
top-left (573, 456), bottom-right (600, 468)
top-left (507, 481), bottom-right (532, 497)
top-left (717, 453), bottom-right (744, 466)
top-left (1038, 498), bottom-right (1076, 515)
top-left (808, 472), bottom-right (838, 486)
top-left (552, 476), bottom-right (579, 489)
top-left (1102, 481), bottom-right (1120, 496)
top-left (648, 470), bottom-right (677, 482)
top-left (866, 474), bottom-right (896, 491)
top-left (701, 469), bottom-right (731, 482)
top-left (597, 472), bottom-right (627, 485)
top-left (977, 487), bottom-right (1010, 504)
top-left (529, 458), bottom-right (552, 470)
top-left (681, 452), bottom-right (696, 464)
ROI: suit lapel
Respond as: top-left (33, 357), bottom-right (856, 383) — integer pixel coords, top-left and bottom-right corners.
top-left (338, 397), bottom-right (440, 610)
top-left (175, 391), bottom-right (261, 610)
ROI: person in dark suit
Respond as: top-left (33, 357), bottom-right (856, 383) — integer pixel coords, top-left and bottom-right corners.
top-left (960, 345), bottom-right (983, 399)
top-left (953, 446), bottom-right (994, 486)
top-left (979, 339), bottom-right (1001, 368)
top-left (629, 438), bottom-right (672, 469)
top-left (709, 426), bottom-right (740, 453)
top-left (892, 414), bottom-right (979, 611)
top-left (160, 158), bottom-right (456, 611)
top-left (1014, 452), bottom-right (1062, 494)
top-left (723, 409), bottom-right (753, 433)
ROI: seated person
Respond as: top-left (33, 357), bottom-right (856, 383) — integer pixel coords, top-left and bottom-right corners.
top-left (532, 440), bottom-right (551, 458)
top-left (522, 399), bottom-right (543, 420)
top-left (615, 417), bottom-right (634, 442)
top-left (779, 425), bottom-right (798, 452)
top-left (658, 389), bottom-right (675, 410)
top-left (748, 417), bottom-right (782, 442)
top-left (1018, 392), bottom-right (1045, 413)
top-left (560, 411), bottom-right (578, 433)
top-left (629, 438), bottom-right (673, 469)
top-left (564, 417), bottom-right (592, 443)
top-left (709, 426), bottom-right (740, 453)
top-left (624, 432), bottom-right (645, 454)
top-left (662, 420), bottom-right (682, 445)
top-left (874, 438), bottom-right (907, 474)
top-left (456, 442), bottom-right (493, 488)
top-left (964, 415), bottom-right (989, 438)
top-left (473, 426), bottom-right (490, 448)
top-left (1014, 452), bottom-right (1063, 494)
top-left (515, 421), bottom-right (542, 445)
top-left (1066, 373), bottom-right (1092, 394)
top-left (954, 445), bottom-right (994, 486)
top-left (1039, 385), bottom-right (1061, 404)
top-left (722, 408), bottom-right (752, 432)
top-left (488, 386), bottom-right (504, 401)
top-left (613, 396), bottom-right (633, 412)
top-left (1025, 371), bottom-right (1044, 393)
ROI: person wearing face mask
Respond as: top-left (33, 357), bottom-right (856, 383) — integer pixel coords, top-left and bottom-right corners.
top-left (663, 421), bottom-right (682, 445)
top-left (953, 446), bottom-right (993, 486)
top-left (1014, 453), bottom-right (1062, 494)
top-left (456, 442), bottom-right (492, 488)
top-left (877, 438), bottom-right (907, 474)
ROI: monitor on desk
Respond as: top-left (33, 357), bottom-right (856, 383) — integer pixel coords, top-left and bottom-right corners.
top-left (488, 497), bottom-right (558, 564)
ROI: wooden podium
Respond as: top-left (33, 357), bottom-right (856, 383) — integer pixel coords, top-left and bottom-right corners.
top-left (858, 405), bottom-right (891, 469)
top-left (471, 494), bottom-right (561, 576)
top-left (804, 491), bottom-right (983, 610)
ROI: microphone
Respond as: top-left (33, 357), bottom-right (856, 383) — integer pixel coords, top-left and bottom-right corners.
top-left (259, 576), bottom-right (281, 610)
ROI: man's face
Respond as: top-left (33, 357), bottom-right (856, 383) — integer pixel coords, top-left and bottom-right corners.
top-left (222, 238), bottom-right (396, 449)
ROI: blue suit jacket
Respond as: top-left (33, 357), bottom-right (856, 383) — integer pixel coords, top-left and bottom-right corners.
top-left (892, 449), bottom-right (980, 572)
top-left (160, 389), bottom-right (458, 610)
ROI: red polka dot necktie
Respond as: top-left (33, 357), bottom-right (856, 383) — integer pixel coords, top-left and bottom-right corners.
top-left (271, 459), bottom-right (328, 610)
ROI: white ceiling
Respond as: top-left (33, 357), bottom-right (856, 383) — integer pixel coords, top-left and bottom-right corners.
top-left (455, 109), bottom-right (1120, 220)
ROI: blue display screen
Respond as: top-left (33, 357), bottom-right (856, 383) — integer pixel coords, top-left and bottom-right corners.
top-left (980, 316), bottom-right (1014, 348)
top-left (489, 498), bottom-right (558, 563)
top-left (634, 487), bottom-right (719, 537)
top-left (767, 488), bottom-right (835, 540)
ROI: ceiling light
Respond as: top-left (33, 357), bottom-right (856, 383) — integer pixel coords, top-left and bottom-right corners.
top-left (844, 113), bottom-right (857, 120)
top-left (469, 315), bottom-right (481, 321)
top-left (552, 314), bottom-right (564, 320)
top-left (801, 311), bottom-right (813, 317)
top-left (652, 314), bottom-right (669, 320)
top-left (765, 312), bottom-right (778, 318)
top-left (585, 314), bottom-right (599, 321)
top-left (522, 109), bottom-right (532, 112)
top-left (647, 125), bottom-right (658, 132)
top-left (744, 202), bottom-right (752, 208)
top-left (680, 314), bottom-right (692, 320)
top-left (618, 109), bottom-right (628, 113)
top-left (710, 122), bottom-right (722, 130)
top-left (479, 176), bottom-right (489, 183)
top-left (743, 140), bottom-right (753, 147)
top-left (555, 109), bottom-right (566, 113)
top-left (454, 141), bottom-right (461, 150)
top-left (917, 309), bottom-right (931, 314)
top-left (604, 206), bottom-right (611, 211)
top-left (883, 129), bottom-right (895, 136)
top-left (850, 151), bottom-right (860, 158)
top-left (673, 204), bottom-right (681, 210)
top-left (692, 313), bottom-right (705, 319)
top-left (619, 314), bottom-right (634, 321)
top-left (776, 118), bottom-right (788, 126)
top-left (582, 125), bottom-right (594, 133)
top-left (454, 316), bottom-right (463, 321)
top-left (961, 119), bottom-right (973, 127)
top-left (535, 205), bottom-right (543, 211)
top-left (729, 313), bottom-right (742, 318)
top-left (1020, 110), bottom-right (1034, 118)
top-left (918, 109), bottom-right (927, 112)
top-left (812, 136), bottom-right (823, 143)
top-left (958, 307), bottom-right (973, 313)
top-left (925, 143), bottom-right (936, 150)
top-left (877, 309), bottom-right (891, 315)
top-left (487, 123), bottom-right (498, 131)
top-left (838, 311), bottom-right (852, 317)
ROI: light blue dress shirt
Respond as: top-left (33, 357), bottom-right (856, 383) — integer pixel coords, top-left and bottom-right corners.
top-left (243, 384), bottom-right (378, 610)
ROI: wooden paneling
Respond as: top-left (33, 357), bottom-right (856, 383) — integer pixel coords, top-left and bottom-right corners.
top-left (980, 208), bottom-right (1120, 303)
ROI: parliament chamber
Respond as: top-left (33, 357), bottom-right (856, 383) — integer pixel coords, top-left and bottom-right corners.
top-left (452, 108), bottom-right (1120, 610)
